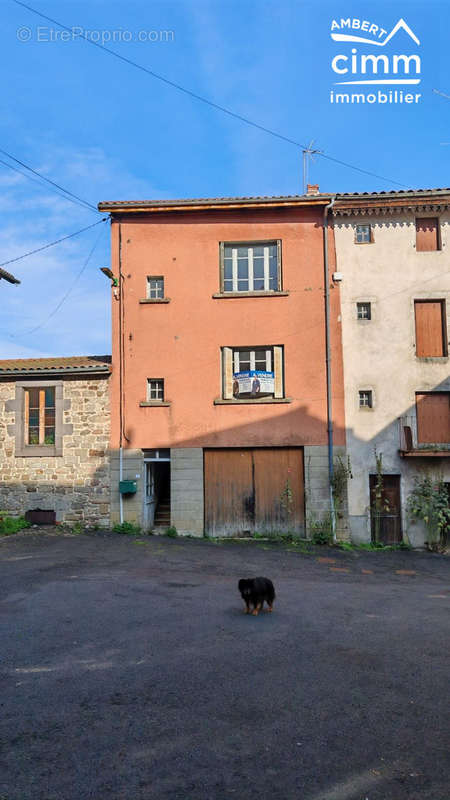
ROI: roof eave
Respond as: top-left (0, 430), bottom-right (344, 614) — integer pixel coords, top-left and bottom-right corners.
top-left (98, 197), bottom-right (333, 214)
top-left (0, 366), bottom-right (111, 378)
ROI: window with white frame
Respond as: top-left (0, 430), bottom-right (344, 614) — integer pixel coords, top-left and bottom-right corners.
top-left (359, 390), bottom-right (373, 408)
top-left (221, 242), bottom-right (281, 293)
top-left (147, 379), bottom-right (164, 401)
top-left (147, 277), bottom-right (164, 299)
top-left (221, 346), bottom-right (284, 399)
top-left (357, 302), bottom-right (371, 320)
top-left (355, 224), bottom-right (372, 244)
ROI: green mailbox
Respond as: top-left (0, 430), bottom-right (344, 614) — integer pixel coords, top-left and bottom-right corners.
top-left (119, 479), bottom-right (137, 494)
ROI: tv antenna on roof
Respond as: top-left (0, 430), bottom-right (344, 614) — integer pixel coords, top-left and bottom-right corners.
top-left (302, 140), bottom-right (322, 194)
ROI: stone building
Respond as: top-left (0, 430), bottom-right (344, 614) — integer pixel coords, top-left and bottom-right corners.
top-left (0, 356), bottom-right (111, 527)
top-left (333, 189), bottom-right (450, 547)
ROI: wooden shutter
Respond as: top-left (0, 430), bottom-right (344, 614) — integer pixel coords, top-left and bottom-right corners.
top-left (416, 393), bottom-right (450, 444)
top-left (273, 346), bottom-right (283, 398)
top-left (24, 389), bottom-right (29, 446)
top-left (222, 347), bottom-right (233, 399)
top-left (416, 218), bottom-right (439, 252)
top-left (414, 301), bottom-right (446, 357)
top-left (39, 389), bottom-right (45, 445)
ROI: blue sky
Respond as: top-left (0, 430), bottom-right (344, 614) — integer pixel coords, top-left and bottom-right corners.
top-left (1, 0), bottom-right (448, 357)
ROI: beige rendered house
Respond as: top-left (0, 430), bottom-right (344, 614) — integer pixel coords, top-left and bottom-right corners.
top-left (333, 189), bottom-right (450, 547)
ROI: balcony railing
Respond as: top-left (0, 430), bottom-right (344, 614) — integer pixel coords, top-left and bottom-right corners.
top-left (399, 415), bottom-right (417, 451)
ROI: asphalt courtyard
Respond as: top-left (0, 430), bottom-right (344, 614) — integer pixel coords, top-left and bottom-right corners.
top-left (0, 529), bottom-right (449, 800)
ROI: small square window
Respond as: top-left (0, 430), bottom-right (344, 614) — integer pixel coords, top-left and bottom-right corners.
top-left (147, 379), bottom-right (164, 401)
top-left (147, 277), bottom-right (164, 299)
top-left (357, 302), bottom-right (371, 320)
top-left (359, 390), bottom-right (373, 408)
top-left (355, 225), bottom-right (372, 244)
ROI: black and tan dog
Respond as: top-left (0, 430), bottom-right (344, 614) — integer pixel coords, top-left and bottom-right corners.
top-left (238, 577), bottom-right (275, 615)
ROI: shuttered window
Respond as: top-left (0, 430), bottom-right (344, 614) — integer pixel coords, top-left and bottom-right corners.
top-left (414, 300), bottom-right (447, 357)
top-left (222, 346), bottom-right (284, 399)
top-left (416, 218), bottom-right (440, 252)
top-left (416, 392), bottom-right (450, 444)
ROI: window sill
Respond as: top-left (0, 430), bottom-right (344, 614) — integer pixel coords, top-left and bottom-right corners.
top-left (212, 291), bottom-right (289, 299)
top-left (214, 397), bottom-right (292, 405)
top-left (415, 356), bottom-right (448, 363)
top-left (139, 401), bottom-right (171, 407)
top-left (16, 446), bottom-right (62, 458)
top-left (139, 298), bottom-right (171, 304)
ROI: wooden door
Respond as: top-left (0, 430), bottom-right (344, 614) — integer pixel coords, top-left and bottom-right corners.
top-left (204, 449), bottom-right (254, 536)
top-left (369, 474), bottom-right (402, 545)
top-left (204, 448), bottom-right (304, 536)
top-left (253, 448), bottom-right (304, 533)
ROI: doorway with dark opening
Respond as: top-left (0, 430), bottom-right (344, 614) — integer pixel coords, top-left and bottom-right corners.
top-left (143, 450), bottom-right (171, 531)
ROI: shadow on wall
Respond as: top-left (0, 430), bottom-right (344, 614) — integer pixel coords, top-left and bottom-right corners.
top-left (343, 375), bottom-right (450, 546)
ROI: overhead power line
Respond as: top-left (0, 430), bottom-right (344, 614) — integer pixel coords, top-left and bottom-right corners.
top-left (13, 0), bottom-right (409, 189)
top-left (18, 223), bottom-right (107, 336)
top-left (0, 156), bottom-right (98, 213)
top-left (0, 146), bottom-right (98, 212)
top-left (0, 218), bottom-right (106, 268)
top-left (433, 88), bottom-right (450, 101)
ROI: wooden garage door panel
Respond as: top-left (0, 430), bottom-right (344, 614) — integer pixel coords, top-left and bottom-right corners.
top-left (253, 448), bottom-right (304, 532)
top-left (416, 393), bottom-right (450, 444)
top-left (204, 448), bottom-right (304, 536)
top-left (204, 449), bottom-right (253, 536)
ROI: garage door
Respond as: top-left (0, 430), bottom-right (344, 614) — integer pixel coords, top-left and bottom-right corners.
top-left (204, 448), bottom-right (304, 536)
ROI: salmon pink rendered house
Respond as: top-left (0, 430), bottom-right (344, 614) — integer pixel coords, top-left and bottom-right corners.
top-left (98, 191), bottom-right (347, 537)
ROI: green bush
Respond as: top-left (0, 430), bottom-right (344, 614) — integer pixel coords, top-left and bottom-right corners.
top-left (309, 513), bottom-right (333, 545)
top-left (165, 526), bottom-right (178, 538)
top-left (407, 475), bottom-right (450, 550)
top-left (0, 516), bottom-right (30, 536)
top-left (113, 521), bottom-right (142, 534)
top-left (71, 522), bottom-right (83, 535)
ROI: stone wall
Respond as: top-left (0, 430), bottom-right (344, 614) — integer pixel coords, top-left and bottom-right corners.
top-left (0, 376), bottom-right (110, 526)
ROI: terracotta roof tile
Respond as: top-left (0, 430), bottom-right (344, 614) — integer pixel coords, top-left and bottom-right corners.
top-left (0, 355), bottom-right (112, 375)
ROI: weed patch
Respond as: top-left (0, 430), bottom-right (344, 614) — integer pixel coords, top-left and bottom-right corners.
top-left (113, 521), bottom-right (142, 535)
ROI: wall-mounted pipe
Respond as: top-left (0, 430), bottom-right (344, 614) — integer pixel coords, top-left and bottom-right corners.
top-left (323, 196), bottom-right (336, 540)
top-left (118, 222), bottom-right (124, 525)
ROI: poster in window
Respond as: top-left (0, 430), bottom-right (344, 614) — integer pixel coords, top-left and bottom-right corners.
top-left (233, 370), bottom-right (274, 397)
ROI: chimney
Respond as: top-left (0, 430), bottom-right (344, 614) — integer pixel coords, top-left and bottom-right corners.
top-left (306, 184), bottom-right (319, 196)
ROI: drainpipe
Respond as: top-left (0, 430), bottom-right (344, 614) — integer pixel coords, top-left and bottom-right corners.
top-left (323, 196), bottom-right (337, 541)
top-left (118, 222), bottom-right (124, 525)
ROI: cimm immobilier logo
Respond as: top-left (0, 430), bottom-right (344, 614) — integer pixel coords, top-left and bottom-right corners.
top-left (329, 17), bottom-right (421, 106)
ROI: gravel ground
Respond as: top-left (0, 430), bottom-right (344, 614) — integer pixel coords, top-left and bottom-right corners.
top-left (0, 529), bottom-right (449, 800)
